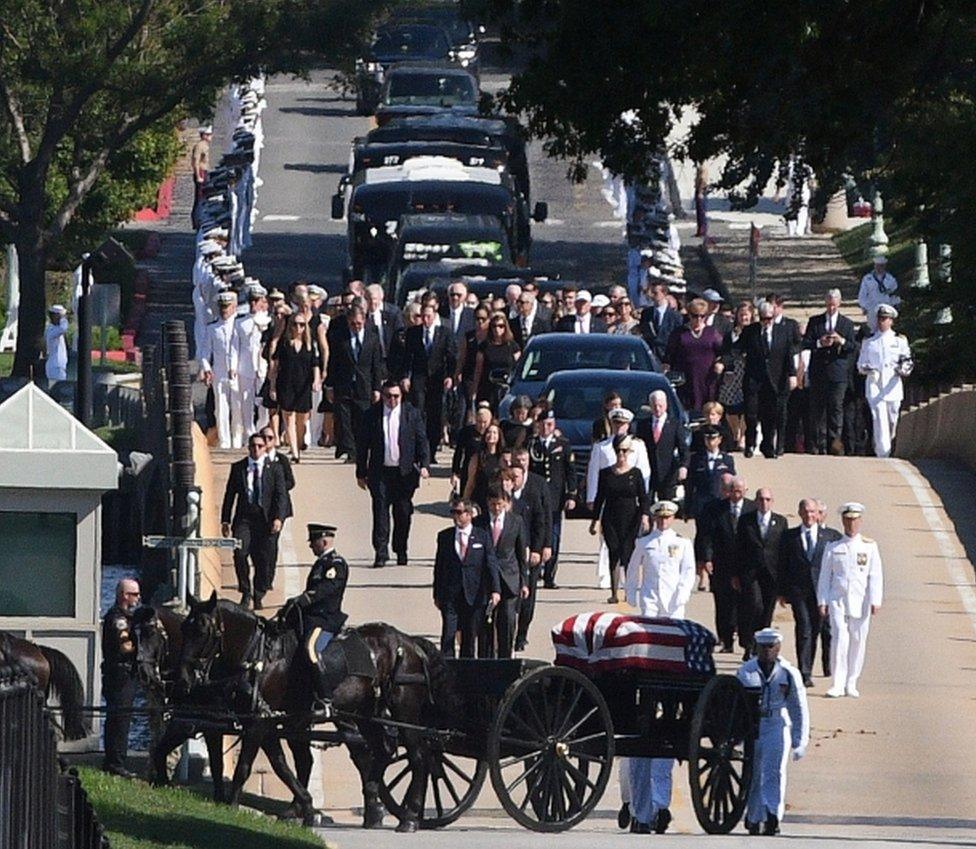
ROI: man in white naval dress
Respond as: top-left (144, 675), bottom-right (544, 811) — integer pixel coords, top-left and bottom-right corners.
top-left (857, 253), bottom-right (900, 331)
top-left (198, 290), bottom-right (241, 449)
top-left (857, 303), bottom-right (912, 457)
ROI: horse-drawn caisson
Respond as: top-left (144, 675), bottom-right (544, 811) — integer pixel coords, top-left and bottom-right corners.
top-left (137, 597), bottom-right (758, 834)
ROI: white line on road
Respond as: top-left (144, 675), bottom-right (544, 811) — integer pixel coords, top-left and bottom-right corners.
top-left (263, 214), bottom-right (301, 222)
top-left (895, 460), bottom-right (976, 637)
top-left (542, 218), bottom-right (565, 226)
top-left (592, 220), bottom-right (625, 229)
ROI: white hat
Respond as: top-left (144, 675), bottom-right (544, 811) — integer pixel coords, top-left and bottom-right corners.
top-left (49, 304), bottom-right (67, 315)
top-left (876, 303), bottom-right (898, 319)
top-left (839, 501), bottom-right (865, 518)
top-left (591, 294), bottom-right (610, 308)
top-left (204, 227), bottom-right (229, 239)
top-left (608, 408), bottom-right (634, 422)
top-left (247, 283), bottom-right (268, 298)
top-left (872, 250), bottom-right (888, 264)
top-left (217, 291), bottom-right (237, 305)
top-left (199, 125), bottom-right (213, 135)
top-left (199, 240), bottom-right (222, 255)
top-left (575, 289), bottom-right (593, 303)
top-left (308, 284), bottom-right (327, 299)
top-left (754, 627), bottom-right (783, 646)
top-left (650, 500), bottom-right (679, 517)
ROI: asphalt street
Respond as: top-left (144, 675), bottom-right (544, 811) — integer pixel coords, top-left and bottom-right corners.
top-left (215, 71), bottom-right (976, 848)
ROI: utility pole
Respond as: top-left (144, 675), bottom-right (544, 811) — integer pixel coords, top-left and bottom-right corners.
top-left (74, 253), bottom-right (93, 425)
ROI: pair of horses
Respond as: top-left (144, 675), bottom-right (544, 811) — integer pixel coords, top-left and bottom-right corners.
top-left (136, 592), bottom-right (461, 831)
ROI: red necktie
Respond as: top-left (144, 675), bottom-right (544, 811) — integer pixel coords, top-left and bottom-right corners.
top-left (653, 419), bottom-right (663, 443)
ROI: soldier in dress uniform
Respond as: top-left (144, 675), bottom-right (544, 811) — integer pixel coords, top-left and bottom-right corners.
top-left (857, 253), bottom-right (900, 331)
top-left (284, 524), bottom-right (349, 702)
top-left (736, 627), bottom-right (809, 835)
top-left (625, 501), bottom-right (697, 834)
top-left (101, 578), bottom-right (142, 778)
top-left (857, 304), bottom-right (913, 458)
top-left (199, 290), bottom-right (242, 448)
top-left (818, 502), bottom-right (883, 698)
top-left (527, 410), bottom-right (577, 589)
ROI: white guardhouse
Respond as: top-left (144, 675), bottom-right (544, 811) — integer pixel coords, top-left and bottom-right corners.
top-left (0, 383), bottom-right (118, 739)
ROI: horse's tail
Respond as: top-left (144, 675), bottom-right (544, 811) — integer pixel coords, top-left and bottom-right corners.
top-left (38, 645), bottom-right (89, 741)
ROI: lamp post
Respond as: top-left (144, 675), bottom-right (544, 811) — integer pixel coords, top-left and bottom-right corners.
top-left (73, 253), bottom-right (93, 426)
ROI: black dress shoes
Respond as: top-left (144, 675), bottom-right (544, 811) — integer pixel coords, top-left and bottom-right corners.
top-left (746, 820), bottom-right (761, 835)
top-left (630, 821), bottom-right (651, 834)
top-left (802, 675), bottom-right (814, 688)
top-left (764, 814), bottom-right (780, 835)
top-left (744, 447), bottom-right (754, 458)
top-left (396, 553), bottom-right (408, 566)
top-left (373, 558), bottom-right (387, 568)
top-left (654, 808), bottom-right (672, 834)
top-left (240, 591), bottom-right (252, 608)
top-left (253, 593), bottom-right (264, 610)
top-left (617, 802), bottom-right (631, 830)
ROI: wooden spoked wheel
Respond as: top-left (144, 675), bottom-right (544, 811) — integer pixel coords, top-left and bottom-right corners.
top-left (378, 742), bottom-right (486, 829)
top-left (688, 674), bottom-right (755, 834)
top-left (487, 665), bottom-right (614, 832)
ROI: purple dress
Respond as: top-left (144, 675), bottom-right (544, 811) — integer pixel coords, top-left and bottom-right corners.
top-left (665, 325), bottom-right (724, 413)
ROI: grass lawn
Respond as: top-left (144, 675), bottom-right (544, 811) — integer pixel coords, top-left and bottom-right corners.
top-left (77, 767), bottom-right (326, 849)
top-left (833, 220), bottom-right (919, 283)
top-left (0, 352), bottom-right (140, 378)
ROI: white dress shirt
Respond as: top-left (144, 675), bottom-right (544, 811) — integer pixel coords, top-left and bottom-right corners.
top-left (575, 313), bottom-right (591, 334)
top-left (383, 404), bottom-right (401, 467)
top-left (455, 524), bottom-right (472, 559)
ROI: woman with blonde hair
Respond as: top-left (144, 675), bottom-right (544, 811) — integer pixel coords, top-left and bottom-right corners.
top-left (268, 311), bottom-right (320, 463)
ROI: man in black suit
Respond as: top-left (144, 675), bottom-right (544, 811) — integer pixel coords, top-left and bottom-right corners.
top-left (510, 290), bottom-right (552, 348)
top-left (433, 499), bottom-right (501, 658)
top-left (778, 498), bottom-right (841, 686)
top-left (444, 280), bottom-right (476, 341)
top-left (366, 283), bottom-right (405, 363)
top-left (555, 290), bottom-right (608, 334)
top-left (401, 304), bottom-right (457, 460)
top-left (356, 381), bottom-right (430, 567)
top-left (476, 486), bottom-right (528, 658)
top-left (696, 475), bottom-right (755, 651)
top-left (766, 292), bottom-right (803, 354)
top-left (508, 458), bottom-right (552, 651)
top-left (220, 432), bottom-right (289, 608)
top-left (639, 282), bottom-right (684, 361)
top-left (522, 281), bottom-right (553, 323)
top-left (734, 487), bottom-right (788, 657)
top-left (325, 304), bottom-right (385, 463)
top-left (802, 288), bottom-right (856, 455)
top-left (741, 301), bottom-right (797, 458)
top-left (636, 389), bottom-right (689, 501)
top-left (259, 425), bottom-right (294, 591)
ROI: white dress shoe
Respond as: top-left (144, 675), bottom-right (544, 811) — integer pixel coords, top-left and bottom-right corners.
top-left (825, 687), bottom-right (845, 698)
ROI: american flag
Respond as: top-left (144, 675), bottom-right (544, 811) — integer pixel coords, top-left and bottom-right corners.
top-left (551, 612), bottom-right (716, 677)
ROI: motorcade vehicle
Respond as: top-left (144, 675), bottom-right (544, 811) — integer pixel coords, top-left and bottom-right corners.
top-left (374, 63), bottom-right (479, 126)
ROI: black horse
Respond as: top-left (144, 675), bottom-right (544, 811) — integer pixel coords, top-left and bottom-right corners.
top-left (176, 592), bottom-right (461, 831)
top-left (0, 629), bottom-right (89, 740)
top-left (135, 604), bottom-right (318, 819)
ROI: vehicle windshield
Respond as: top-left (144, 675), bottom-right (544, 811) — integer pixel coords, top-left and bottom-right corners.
top-left (373, 26), bottom-right (449, 57)
top-left (357, 185), bottom-right (513, 222)
top-left (549, 381), bottom-right (667, 421)
top-left (386, 74), bottom-right (477, 106)
top-left (516, 344), bottom-right (653, 383)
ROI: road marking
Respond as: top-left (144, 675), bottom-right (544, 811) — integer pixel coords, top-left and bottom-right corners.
top-left (894, 460), bottom-right (976, 637)
top-left (592, 220), bottom-right (625, 229)
top-left (542, 218), bottom-right (565, 226)
top-left (263, 214), bottom-right (301, 222)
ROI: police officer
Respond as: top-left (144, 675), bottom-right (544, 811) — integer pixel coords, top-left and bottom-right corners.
top-left (286, 524), bottom-right (349, 702)
top-left (736, 628), bottom-right (809, 835)
top-left (818, 502), bottom-right (883, 698)
top-left (625, 500), bottom-right (697, 834)
top-left (102, 578), bottom-right (142, 778)
top-left (527, 410), bottom-right (577, 589)
top-left (857, 304), bottom-right (912, 458)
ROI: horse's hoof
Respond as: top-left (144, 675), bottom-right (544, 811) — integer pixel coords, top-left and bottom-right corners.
top-left (310, 811), bottom-right (335, 827)
top-left (395, 819), bottom-right (420, 833)
top-left (363, 805), bottom-right (385, 829)
top-left (278, 802), bottom-right (302, 821)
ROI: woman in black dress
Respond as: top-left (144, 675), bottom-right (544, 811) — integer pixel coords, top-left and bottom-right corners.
top-left (269, 312), bottom-right (320, 463)
top-left (589, 434), bottom-right (650, 603)
top-left (472, 311), bottom-right (520, 412)
top-left (451, 402), bottom-right (491, 497)
top-left (463, 420), bottom-right (505, 515)
top-left (458, 304), bottom-right (491, 413)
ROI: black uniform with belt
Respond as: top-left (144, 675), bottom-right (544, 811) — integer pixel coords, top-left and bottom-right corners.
top-left (101, 604), bottom-right (138, 774)
top-left (297, 548), bottom-right (350, 644)
top-left (527, 432), bottom-right (577, 587)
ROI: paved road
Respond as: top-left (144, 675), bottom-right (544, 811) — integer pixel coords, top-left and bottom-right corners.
top-left (208, 71), bottom-right (976, 847)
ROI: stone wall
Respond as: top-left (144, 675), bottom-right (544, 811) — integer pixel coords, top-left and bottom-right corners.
top-left (894, 386), bottom-right (976, 470)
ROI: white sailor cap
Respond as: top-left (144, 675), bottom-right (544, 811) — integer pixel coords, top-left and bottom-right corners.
top-left (204, 227), bottom-right (229, 239)
top-left (217, 291), bottom-right (237, 305)
top-left (650, 500), bottom-right (679, 517)
top-left (246, 283), bottom-right (268, 298)
top-left (839, 501), bottom-right (865, 518)
top-left (876, 303), bottom-right (898, 319)
top-left (199, 240), bottom-right (222, 255)
top-left (872, 249), bottom-right (888, 263)
top-left (199, 125), bottom-right (213, 135)
top-left (754, 627), bottom-right (783, 646)
top-left (307, 284), bottom-right (327, 299)
top-left (48, 304), bottom-right (67, 315)
top-left (608, 408), bottom-right (634, 422)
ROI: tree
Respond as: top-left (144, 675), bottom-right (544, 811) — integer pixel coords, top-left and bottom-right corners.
top-left (0, 0), bottom-right (393, 378)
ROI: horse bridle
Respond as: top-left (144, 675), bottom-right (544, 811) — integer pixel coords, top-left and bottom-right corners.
top-left (185, 610), bottom-right (224, 686)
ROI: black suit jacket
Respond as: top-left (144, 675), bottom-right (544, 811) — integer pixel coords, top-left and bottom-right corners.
top-left (741, 322), bottom-right (796, 393)
top-left (355, 401), bottom-right (430, 486)
top-left (475, 511), bottom-right (527, 596)
top-left (513, 472), bottom-right (552, 554)
top-left (370, 303), bottom-right (405, 358)
top-left (778, 315), bottom-right (802, 354)
top-left (778, 524), bottom-right (842, 598)
top-left (402, 323), bottom-right (457, 384)
top-left (636, 416), bottom-right (689, 492)
top-left (433, 525), bottom-right (501, 607)
top-left (509, 312), bottom-right (552, 348)
top-left (639, 306), bottom-right (684, 360)
top-left (555, 314), bottom-right (608, 334)
top-left (221, 458), bottom-right (289, 526)
top-left (325, 324), bottom-right (385, 405)
top-left (445, 306), bottom-right (476, 342)
top-left (802, 312), bottom-right (856, 385)
top-left (265, 451), bottom-right (295, 519)
top-left (735, 510), bottom-right (788, 583)
top-left (695, 498), bottom-right (757, 574)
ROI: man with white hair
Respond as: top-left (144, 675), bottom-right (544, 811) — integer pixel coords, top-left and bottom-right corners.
top-left (636, 390), bottom-right (688, 499)
top-left (556, 290), bottom-right (608, 333)
top-left (858, 253), bottom-right (900, 331)
top-left (802, 289), bottom-right (856, 455)
top-left (741, 300), bottom-right (796, 458)
top-left (857, 303), bottom-right (912, 457)
top-left (504, 283), bottom-right (522, 319)
top-left (366, 282), bottom-right (404, 362)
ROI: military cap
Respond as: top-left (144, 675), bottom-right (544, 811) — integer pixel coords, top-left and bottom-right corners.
top-left (539, 409), bottom-right (556, 420)
top-left (217, 291), bottom-right (237, 305)
top-left (701, 424), bottom-right (722, 438)
top-left (204, 226), bottom-right (229, 240)
top-left (199, 125), bottom-right (213, 135)
top-left (512, 394), bottom-right (533, 410)
top-left (268, 288), bottom-right (285, 301)
top-left (199, 240), bottom-right (222, 256)
top-left (754, 627), bottom-right (783, 645)
top-left (650, 500), bottom-right (679, 517)
top-left (839, 501), bottom-right (865, 518)
top-left (307, 523), bottom-right (337, 541)
top-left (307, 284), bottom-right (327, 299)
top-left (876, 303), bottom-right (898, 319)
top-left (872, 251), bottom-right (888, 264)
top-left (608, 408), bottom-right (634, 422)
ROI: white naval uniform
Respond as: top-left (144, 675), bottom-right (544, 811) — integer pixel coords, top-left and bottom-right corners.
top-left (736, 656), bottom-right (809, 824)
top-left (857, 329), bottom-right (911, 458)
top-left (857, 271), bottom-right (900, 331)
top-left (44, 318), bottom-right (69, 381)
top-left (199, 317), bottom-right (241, 448)
top-left (817, 533), bottom-right (883, 694)
top-left (192, 255), bottom-right (218, 356)
top-left (234, 312), bottom-right (269, 437)
top-left (625, 527), bottom-right (697, 826)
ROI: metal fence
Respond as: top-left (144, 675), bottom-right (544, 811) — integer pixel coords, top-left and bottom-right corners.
top-left (0, 666), bottom-right (108, 849)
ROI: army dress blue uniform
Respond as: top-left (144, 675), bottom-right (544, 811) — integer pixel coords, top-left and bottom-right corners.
top-left (527, 422), bottom-right (577, 588)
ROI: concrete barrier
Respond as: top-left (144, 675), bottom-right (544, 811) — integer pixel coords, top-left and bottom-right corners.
top-left (191, 422), bottom-right (223, 598)
top-left (894, 386), bottom-right (976, 469)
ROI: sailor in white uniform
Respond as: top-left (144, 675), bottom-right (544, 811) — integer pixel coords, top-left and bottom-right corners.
top-left (234, 284), bottom-right (270, 438)
top-left (198, 290), bottom-right (241, 449)
top-left (737, 627), bottom-right (809, 835)
top-left (817, 502), bottom-right (883, 697)
top-left (44, 304), bottom-right (69, 381)
top-left (857, 253), bottom-right (900, 331)
top-left (857, 304), bottom-right (912, 458)
top-left (625, 500), bottom-right (697, 834)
